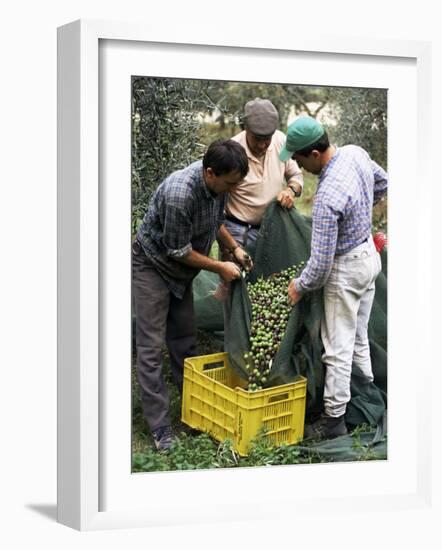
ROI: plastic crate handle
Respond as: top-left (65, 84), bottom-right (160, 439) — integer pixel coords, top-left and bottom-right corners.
top-left (268, 392), bottom-right (289, 403)
top-left (184, 353), bottom-right (227, 373)
top-left (202, 360), bottom-right (225, 371)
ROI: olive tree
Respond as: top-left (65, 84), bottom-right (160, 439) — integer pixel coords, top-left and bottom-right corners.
top-left (189, 81), bottom-right (332, 136)
top-left (326, 87), bottom-right (388, 232)
top-left (132, 77), bottom-right (204, 233)
top-left (327, 87), bottom-right (387, 168)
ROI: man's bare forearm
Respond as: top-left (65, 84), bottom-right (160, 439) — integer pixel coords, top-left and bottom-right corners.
top-left (216, 223), bottom-right (239, 252)
top-left (176, 248), bottom-right (241, 282)
top-left (175, 249), bottom-right (223, 273)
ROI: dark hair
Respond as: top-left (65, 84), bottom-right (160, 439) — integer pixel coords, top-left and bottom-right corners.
top-left (295, 131), bottom-right (330, 157)
top-left (203, 139), bottom-right (248, 179)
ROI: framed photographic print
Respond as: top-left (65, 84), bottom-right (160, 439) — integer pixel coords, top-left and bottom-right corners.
top-left (57, 19), bottom-right (432, 531)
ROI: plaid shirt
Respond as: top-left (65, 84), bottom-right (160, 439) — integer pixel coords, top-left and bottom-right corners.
top-left (137, 160), bottom-right (226, 298)
top-left (296, 145), bottom-right (388, 293)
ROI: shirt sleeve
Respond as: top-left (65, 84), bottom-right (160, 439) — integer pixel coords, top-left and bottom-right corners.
top-left (161, 197), bottom-right (193, 258)
top-left (296, 201), bottom-right (339, 293)
top-left (284, 158), bottom-right (304, 189)
top-left (371, 159), bottom-right (388, 204)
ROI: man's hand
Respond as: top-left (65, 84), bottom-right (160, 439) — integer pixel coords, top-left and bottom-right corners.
top-left (288, 279), bottom-right (302, 306)
top-left (277, 188), bottom-right (295, 209)
top-left (218, 261), bottom-right (242, 282)
top-left (233, 247), bottom-right (254, 272)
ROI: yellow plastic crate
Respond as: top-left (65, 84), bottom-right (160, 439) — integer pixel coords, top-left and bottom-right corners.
top-left (181, 352), bottom-right (307, 456)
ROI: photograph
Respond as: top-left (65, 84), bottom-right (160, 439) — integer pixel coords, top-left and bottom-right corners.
top-left (130, 77), bottom-right (388, 473)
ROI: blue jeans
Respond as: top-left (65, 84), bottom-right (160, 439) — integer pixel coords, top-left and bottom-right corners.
top-left (223, 219), bottom-right (260, 249)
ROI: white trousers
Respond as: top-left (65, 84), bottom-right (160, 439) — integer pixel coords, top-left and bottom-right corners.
top-left (321, 237), bottom-right (382, 417)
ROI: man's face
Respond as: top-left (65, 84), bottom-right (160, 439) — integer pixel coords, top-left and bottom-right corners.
top-left (245, 130), bottom-right (273, 158)
top-left (293, 151), bottom-right (322, 175)
top-left (204, 168), bottom-right (243, 194)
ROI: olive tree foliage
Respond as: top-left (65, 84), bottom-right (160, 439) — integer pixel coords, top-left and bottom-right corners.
top-left (132, 77), bottom-right (206, 232)
top-left (327, 87), bottom-right (387, 168)
top-left (192, 81), bottom-right (332, 135)
top-left (325, 87), bottom-right (388, 232)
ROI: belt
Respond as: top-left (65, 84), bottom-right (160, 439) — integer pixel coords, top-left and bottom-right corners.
top-left (335, 237), bottom-right (370, 256)
top-left (225, 214), bottom-right (260, 230)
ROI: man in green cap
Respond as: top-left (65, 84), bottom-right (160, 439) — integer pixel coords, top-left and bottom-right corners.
top-left (281, 116), bottom-right (388, 439)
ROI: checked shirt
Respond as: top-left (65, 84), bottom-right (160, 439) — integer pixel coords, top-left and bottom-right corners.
top-left (296, 145), bottom-right (388, 293)
top-left (136, 160), bottom-right (226, 298)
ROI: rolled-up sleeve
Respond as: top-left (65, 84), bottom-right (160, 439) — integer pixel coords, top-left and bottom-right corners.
top-left (161, 200), bottom-right (193, 258)
top-left (284, 158), bottom-right (304, 189)
top-left (372, 160), bottom-right (388, 204)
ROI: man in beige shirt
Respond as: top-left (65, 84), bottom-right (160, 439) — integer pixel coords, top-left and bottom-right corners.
top-left (224, 98), bottom-right (304, 252)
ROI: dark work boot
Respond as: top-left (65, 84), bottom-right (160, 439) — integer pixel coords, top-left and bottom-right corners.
top-left (304, 414), bottom-right (348, 440)
top-left (151, 425), bottom-right (176, 451)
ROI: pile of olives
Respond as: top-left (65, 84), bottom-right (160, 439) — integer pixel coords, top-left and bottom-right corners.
top-left (244, 262), bottom-right (306, 391)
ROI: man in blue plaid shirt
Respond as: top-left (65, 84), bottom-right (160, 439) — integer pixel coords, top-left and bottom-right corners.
top-left (280, 117), bottom-right (388, 439)
top-left (133, 139), bottom-right (252, 451)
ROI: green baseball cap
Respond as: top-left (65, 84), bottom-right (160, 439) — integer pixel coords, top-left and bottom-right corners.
top-left (279, 116), bottom-right (325, 161)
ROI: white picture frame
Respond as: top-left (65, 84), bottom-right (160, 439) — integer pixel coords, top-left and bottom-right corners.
top-left (57, 19), bottom-right (433, 531)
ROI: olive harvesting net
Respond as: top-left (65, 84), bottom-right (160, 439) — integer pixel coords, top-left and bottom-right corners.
top-left (193, 201), bottom-right (387, 456)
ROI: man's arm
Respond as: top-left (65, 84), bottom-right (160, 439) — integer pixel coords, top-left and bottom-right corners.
top-left (216, 223), bottom-right (254, 271)
top-left (294, 202), bottom-right (339, 294)
top-left (217, 223), bottom-right (239, 253)
top-left (277, 158), bottom-right (303, 209)
top-left (372, 159), bottom-right (388, 204)
top-left (285, 157), bottom-right (304, 196)
top-left (175, 249), bottom-right (241, 282)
